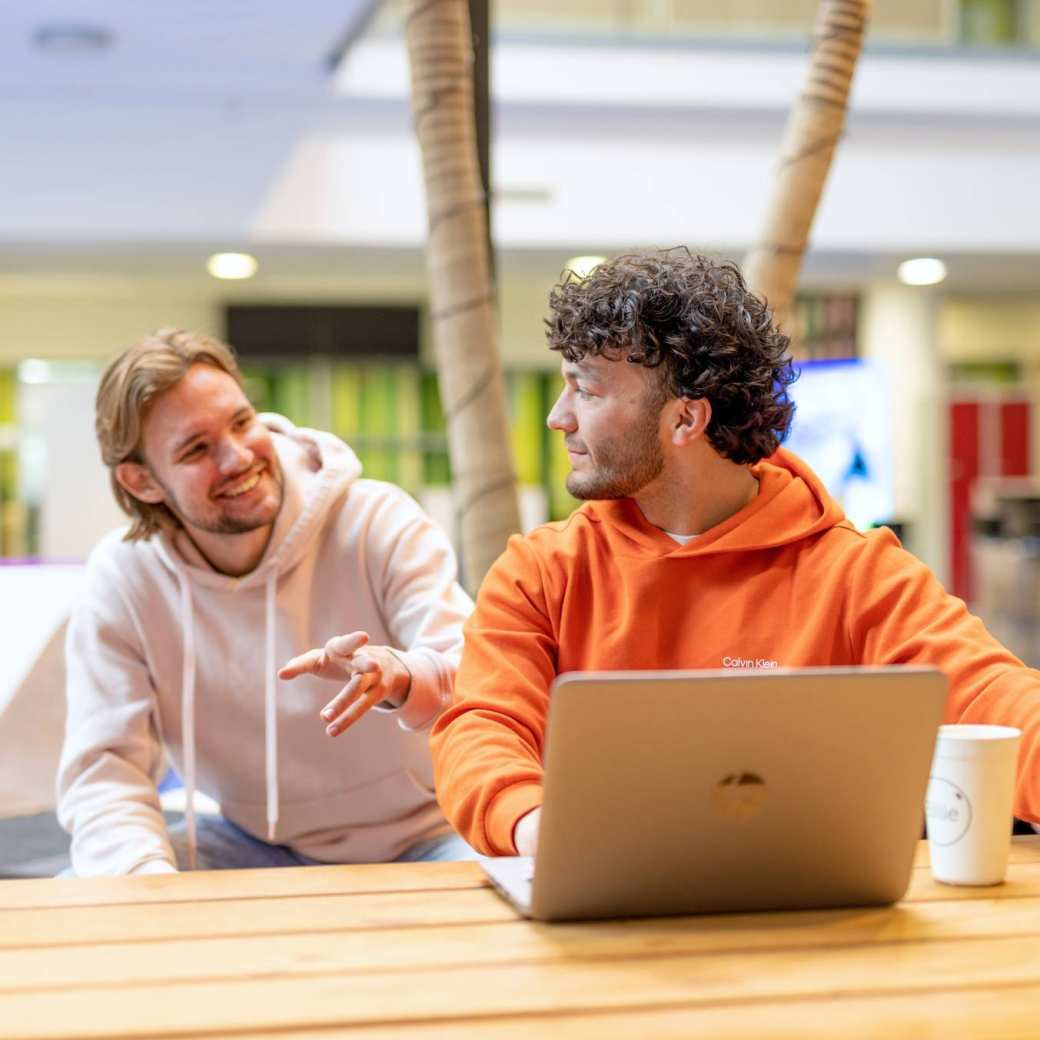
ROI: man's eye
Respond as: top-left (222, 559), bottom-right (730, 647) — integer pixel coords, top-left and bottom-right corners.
top-left (182, 444), bottom-right (206, 460)
top-left (575, 387), bottom-right (593, 399)
top-left (234, 414), bottom-right (253, 430)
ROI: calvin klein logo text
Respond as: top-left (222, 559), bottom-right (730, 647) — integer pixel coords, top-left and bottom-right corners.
top-left (721, 656), bottom-right (779, 670)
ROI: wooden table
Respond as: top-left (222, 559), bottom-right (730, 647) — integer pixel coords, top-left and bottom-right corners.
top-left (2, 837), bottom-right (1040, 1039)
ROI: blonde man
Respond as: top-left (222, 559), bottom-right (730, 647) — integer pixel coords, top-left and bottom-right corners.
top-left (58, 329), bottom-right (475, 874)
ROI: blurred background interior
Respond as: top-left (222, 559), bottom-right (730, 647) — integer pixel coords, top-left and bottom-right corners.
top-left (2, 0), bottom-right (1040, 872)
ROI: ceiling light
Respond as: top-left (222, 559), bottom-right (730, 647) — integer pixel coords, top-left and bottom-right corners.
top-left (564, 255), bottom-right (607, 280)
top-left (206, 253), bottom-right (258, 280)
top-left (897, 258), bottom-right (947, 287)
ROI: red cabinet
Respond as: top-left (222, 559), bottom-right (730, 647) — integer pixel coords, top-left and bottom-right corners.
top-left (949, 395), bottom-right (1031, 602)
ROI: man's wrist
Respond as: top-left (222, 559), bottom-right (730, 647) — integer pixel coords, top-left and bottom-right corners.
top-left (487, 782), bottom-right (545, 855)
top-left (385, 648), bottom-right (413, 708)
top-left (513, 807), bottom-right (541, 857)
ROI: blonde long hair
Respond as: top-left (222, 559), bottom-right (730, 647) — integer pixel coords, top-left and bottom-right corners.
top-left (96, 328), bottom-right (244, 542)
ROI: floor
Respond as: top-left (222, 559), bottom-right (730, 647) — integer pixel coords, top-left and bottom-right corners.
top-left (0, 813), bottom-right (71, 878)
top-left (0, 811), bottom-right (186, 878)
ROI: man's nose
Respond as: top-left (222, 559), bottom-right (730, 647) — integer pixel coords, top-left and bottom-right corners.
top-left (546, 391), bottom-right (575, 432)
top-left (216, 434), bottom-right (253, 472)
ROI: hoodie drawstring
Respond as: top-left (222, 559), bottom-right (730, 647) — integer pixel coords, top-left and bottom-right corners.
top-left (176, 569), bottom-right (280, 867)
top-left (265, 571), bottom-right (279, 843)
top-left (176, 572), bottom-right (198, 871)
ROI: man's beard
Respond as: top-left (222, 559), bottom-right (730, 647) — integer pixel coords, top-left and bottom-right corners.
top-left (567, 412), bottom-right (665, 501)
top-left (154, 465), bottom-right (285, 535)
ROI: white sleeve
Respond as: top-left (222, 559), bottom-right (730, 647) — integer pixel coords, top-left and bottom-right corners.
top-left (56, 583), bottom-right (176, 876)
top-left (364, 487), bottom-right (474, 731)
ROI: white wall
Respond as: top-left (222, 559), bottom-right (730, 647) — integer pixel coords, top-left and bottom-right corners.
top-left (860, 284), bottom-right (947, 580)
top-left (0, 264), bottom-right (563, 368)
top-left (0, 565), bottom-right (85, 816)
top-left (18, 373), bottom-right (126, 559)
top-left (255, 38), bottom-right (1040, 255)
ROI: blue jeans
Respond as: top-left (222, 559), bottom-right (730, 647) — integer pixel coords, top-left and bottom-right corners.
top-left (167, 816), bottom-right (481, 870)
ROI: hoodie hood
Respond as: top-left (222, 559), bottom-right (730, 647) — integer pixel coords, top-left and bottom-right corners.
top-left (153, 413), bottom-right (362, 587)
top-left (590, 447), bottom-right (848, 556)
top-left (149, 414), bottom-right (362, 865)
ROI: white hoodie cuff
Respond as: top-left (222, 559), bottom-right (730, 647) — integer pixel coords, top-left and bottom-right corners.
top-left (372, 647), bottom-right (450, 732)
top-left (129, 858), bottom-right (178, 875)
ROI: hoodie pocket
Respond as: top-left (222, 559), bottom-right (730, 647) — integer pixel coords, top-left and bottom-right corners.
top-left (222, 767), bottom-right (438, 839)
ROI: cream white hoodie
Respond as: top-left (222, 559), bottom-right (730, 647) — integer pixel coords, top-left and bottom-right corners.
top-left (57, 415), bottom-right (474, 875)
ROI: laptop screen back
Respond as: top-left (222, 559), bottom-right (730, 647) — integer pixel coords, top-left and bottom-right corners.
top-left (529, 667), bottom-right (947, 921)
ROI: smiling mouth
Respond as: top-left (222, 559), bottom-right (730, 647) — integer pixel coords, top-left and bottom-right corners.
top-left (218, 467), bottom-right (264, 499)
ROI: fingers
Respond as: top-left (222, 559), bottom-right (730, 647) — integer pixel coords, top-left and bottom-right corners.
top-left (321, 669), bottom-right (384, 737)
top-left (320, 673), bottom-right (364, 728)
top-left (278, 647), bottom-right (325, 681)
top-left (278, 631), bottom-right (370, 682)
top-left (325, 631), bottom-right (369, 659)
top-left (282, 633), bottom-right (388, 737)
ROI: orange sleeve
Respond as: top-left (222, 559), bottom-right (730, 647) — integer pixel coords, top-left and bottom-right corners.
top-left (847, 529), bottom-right (1040, 824)
top-left (429, 534), bottom-right (558, 855)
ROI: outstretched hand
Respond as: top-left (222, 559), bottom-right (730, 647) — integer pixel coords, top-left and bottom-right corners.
top-left (279, 631), bottom-right (411, 737)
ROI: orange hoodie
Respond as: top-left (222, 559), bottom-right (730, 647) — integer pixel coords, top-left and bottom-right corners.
top-left (430, 449), bottom-right (1040, 855)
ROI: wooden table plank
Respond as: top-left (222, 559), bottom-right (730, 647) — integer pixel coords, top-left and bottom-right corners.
top-left (217, 983), bottom-right (1040, 1040)
top-left (5, 932), bottom-right (1040, 1039)
top-left (3, 836), bottom-right (1033, 911)
top-left (3, 837), bottom-right (1038, 1039)
top-left (1, 836), bottom-right (1032, 912)
top-left (6, 856), bottom-right (1040, 950)
top-left (2, 894), bottom-right (1039, 993)
top-left (0, 861), bottom-right (485, 910)
top-left (905, 857), bottom-right (1040, 902)
top-left (0, 887), bottom-right (514, 948)
top-left (910, 834), bottom-right (1040, 868)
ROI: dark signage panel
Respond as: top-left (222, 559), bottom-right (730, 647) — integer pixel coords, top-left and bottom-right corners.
top-left (226, 305), bottom-right (420, 359)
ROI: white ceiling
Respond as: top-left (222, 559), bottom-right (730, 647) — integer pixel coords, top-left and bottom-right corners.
top-left (1, 4), bottom-right (1039, 293)
top-left (0, 1), bottom-right (375, 241)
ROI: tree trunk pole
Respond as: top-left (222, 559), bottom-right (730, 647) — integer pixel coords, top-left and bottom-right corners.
top-left (469, 0), bottom-right (494, 282)
top-left (743, 0), bottom-right (871, 339)
top-left (405, 0), bottom-right (521, 593)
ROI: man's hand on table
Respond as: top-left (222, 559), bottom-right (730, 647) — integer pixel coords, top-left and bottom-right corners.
top-left (279, 631), bottom-right (413, 737)
top-left (513, 807), bottom-right (541, 857)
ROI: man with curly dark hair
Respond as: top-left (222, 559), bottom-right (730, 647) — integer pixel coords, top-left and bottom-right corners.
top-left (548, 249), bottom-right (796, 470)
top-left (430, 249), bottom-right (1040, 859)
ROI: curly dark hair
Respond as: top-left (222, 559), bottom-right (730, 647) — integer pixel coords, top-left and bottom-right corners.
top-left (546, 248), bottom-right (797, 465)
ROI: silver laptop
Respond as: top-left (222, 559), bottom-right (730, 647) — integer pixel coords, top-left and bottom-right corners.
top-left (482, 667), bottom-right (947, 922)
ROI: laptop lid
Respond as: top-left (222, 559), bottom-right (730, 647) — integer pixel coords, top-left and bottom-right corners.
top-left (528, 667), bottom-right (947, 922)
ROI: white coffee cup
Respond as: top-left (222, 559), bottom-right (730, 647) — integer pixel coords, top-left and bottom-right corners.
top-left (925, 724), bottom-right (1021, 886)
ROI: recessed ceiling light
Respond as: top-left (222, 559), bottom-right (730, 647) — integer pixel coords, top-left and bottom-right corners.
top-left (897, 257), bottom-right (947, 286)
top-left (206, 253), bottom-right (258, 280)
top-left (564, 255), bottom-right (607, 280)
top-left (33, 24), bottom-right (113, 54)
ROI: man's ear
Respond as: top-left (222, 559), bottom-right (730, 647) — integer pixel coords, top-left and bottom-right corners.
top-left (115, 461), bottom-right (166, 505)
top-left (670, 397), bottom-right (712, 447)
